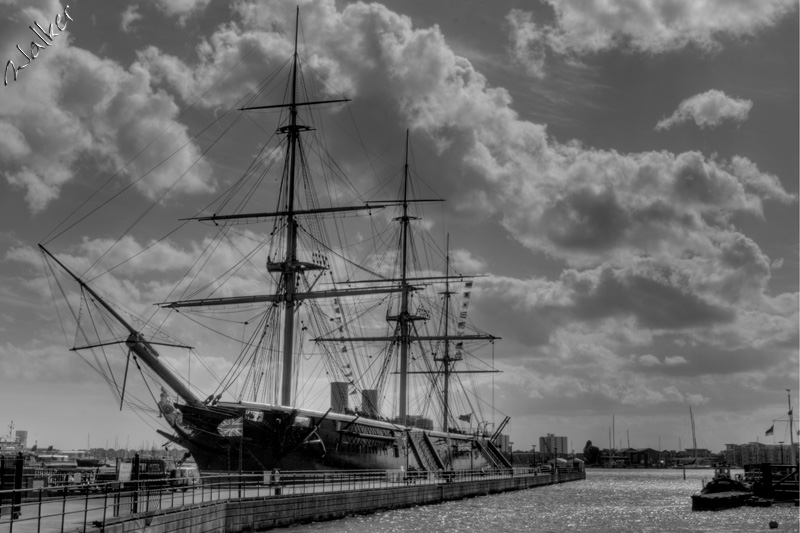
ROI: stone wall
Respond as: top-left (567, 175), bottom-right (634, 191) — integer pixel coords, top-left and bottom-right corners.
top-left (101, 471), bottom-right (584, 532)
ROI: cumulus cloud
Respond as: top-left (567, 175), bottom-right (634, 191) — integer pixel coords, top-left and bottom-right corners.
top-left (154, 0), bottom-right (210, 25)
top-left (507, 0), bottom-right (797, 76)
top-left (638, 354), bottom-right (661, 366)
top-left (656, 90), bottom-right (754, 131)
top-left (506, 9), bottom-right (548, 79)
top-left (726, 156), bottom-right (795, 204)
top-left (120, 5), bottom-right (142, 33)
top-left (686, 393), bottom-right (710, 405)
top-left (139, 2), bottom-right (793, 272)
top-left (134, 0), bottom-right (795, 344)
top-left (0, 1), bottom-right (214, 213)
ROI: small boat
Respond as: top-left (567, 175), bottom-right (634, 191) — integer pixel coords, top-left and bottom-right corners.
top-left (691, 464), bottom-right (752, 511)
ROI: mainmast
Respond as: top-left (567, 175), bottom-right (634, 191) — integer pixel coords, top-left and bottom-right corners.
top-left (315, 133), bottom-right (499, 427)
top-left (390, 131), bottom-right (424, 423)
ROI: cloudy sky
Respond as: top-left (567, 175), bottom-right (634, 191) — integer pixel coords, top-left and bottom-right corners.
top-left (1, 0), bottom-right (797, 454)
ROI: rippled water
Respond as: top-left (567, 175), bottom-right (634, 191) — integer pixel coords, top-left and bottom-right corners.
top-left (287, 469), bottom-right (799, 532)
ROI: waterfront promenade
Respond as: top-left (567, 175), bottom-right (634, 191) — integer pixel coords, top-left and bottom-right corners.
top-left (0, 468), bottom-right (584, 532)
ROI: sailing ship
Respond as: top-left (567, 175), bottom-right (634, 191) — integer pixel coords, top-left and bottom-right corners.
top-left (39, 10), bottom-right (510, 473)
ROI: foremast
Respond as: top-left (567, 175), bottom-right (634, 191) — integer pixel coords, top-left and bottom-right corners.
top-left (160, 8), bottom-right (394, 407)
top-left (277, 11), bottom-right (304, 407)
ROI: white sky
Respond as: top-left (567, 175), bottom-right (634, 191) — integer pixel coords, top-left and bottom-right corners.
top-left (0, 0), bottom-right (797, 454)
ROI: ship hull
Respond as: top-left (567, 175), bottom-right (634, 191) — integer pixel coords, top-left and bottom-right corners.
top-left (171, 401), bottom-right (503, 473)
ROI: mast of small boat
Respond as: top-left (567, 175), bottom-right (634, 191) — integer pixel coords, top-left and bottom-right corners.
top-left (787, 389), bottom-right (796, 465)
top-left (690, 405), bottom-right (697, 464)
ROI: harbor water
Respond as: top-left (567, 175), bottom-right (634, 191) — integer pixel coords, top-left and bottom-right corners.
top-left (288, 469), bottom-right (799, 532)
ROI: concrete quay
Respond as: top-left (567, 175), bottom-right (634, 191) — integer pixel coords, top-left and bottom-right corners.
top-left (102, 470), bottom-right (585, 533)
top-left (0, 469), bottom-right (585, 532)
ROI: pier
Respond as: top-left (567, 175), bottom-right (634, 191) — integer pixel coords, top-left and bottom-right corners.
top-left (0, 467), bottom-right (584, 532)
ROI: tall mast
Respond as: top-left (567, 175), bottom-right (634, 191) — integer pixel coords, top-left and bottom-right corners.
top-left (441, 236), bottom-right (452, 431)
top-left (279, 7), bottom-right (302, 407)
top-left (397, 130), bottom-right (412, 423)
top-left (314, 134), bottom-right (498, 424)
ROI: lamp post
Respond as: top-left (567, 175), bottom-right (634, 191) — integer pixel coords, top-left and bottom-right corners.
top-left (531, 445), bottom-right (536, 467)
top-left (779, 441), bottom-right (784, 464)
top-left (554, 442), bottom-right (558, 480)
top-left (510, 441), bottom-right (514, 467)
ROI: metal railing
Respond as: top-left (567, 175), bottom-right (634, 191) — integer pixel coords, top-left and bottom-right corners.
top-left (0, 466), bottom-right (584, 532)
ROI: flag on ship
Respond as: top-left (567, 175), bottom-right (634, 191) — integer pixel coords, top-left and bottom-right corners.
top-left (218, 417), bottom-right (243, 437)
top-left (458, 413), bottom-right (472, 422)
top-left (765, 424), bottom-right (774, 436)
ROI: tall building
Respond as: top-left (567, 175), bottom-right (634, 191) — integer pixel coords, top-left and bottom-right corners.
top-left (539, 433), bottom-right (568, 458)
top-left (496, 434), bottom-right (511, 453)
top-left (724, 442), bottom-right (799, 466)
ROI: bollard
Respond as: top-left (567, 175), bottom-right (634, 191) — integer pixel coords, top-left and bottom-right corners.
top-left (272, 469), bottom-right (281, 495)
top-left (13, 452), bottom-right (23, 520)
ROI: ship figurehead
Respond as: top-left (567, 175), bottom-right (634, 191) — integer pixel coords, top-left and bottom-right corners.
top-left (158, 387), bottom-right (184, 426)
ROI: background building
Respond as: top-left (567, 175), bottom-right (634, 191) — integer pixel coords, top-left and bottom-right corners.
top-left (496, 434), bottom-right (510, 453)
top-left (539, 433), bottom-right (568, 458)
top-left (724, 442), bottom-right (799, 466)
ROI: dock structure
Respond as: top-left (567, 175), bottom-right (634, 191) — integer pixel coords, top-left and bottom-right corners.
top-left (0, 467), bottom-right (585, 532)
top-left (748, 463), bottom-right (799, 504)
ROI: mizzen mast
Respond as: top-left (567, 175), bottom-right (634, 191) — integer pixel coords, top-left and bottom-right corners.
top-left (439, 235), bottom-right (455, 432)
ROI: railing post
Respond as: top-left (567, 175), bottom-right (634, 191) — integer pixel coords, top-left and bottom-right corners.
top-left (0, 455), bottom-right (5, 520)
top-left (131, 453), bottom-right (140, 514)
top-left (101, 482), bottom-right (109, 528)
top-left (37, 487), bottom-right (43, 533)
top-left (61, 485), bottom-right (67, 533)
top-left (82, 485), bottom-right (90, 533)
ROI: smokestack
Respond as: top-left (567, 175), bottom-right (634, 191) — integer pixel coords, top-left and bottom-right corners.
top-left (362, 390), bottom-right (379, 417)
top-left (331, 382), bottom-right (348, 413)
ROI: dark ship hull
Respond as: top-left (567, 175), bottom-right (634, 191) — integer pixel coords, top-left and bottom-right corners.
top-left (167, 401), bottom-right (507, 473)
